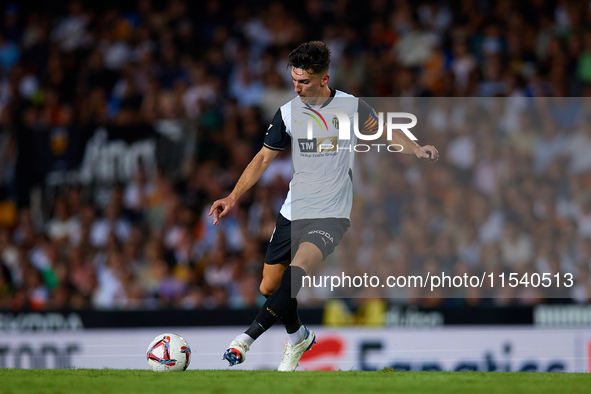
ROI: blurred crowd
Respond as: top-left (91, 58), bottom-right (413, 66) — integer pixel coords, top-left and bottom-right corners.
top-left (0, 0), bottom-right (591, 310)
top-left (318, 96), bottom-right (591, 305)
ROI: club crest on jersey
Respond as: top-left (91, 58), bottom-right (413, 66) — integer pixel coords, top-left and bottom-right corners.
top-left (332, 115), bottom-right (339, 129)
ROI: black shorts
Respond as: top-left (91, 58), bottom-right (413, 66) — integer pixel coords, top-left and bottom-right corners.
top-left (265, 213), bottom-right (350, 265)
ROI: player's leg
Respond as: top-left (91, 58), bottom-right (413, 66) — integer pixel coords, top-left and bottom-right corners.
top-left (276, 218), bottom-right (351, 371)
top-left (259, 262), bottom-right (286, 296)
top-left (247, 243), bottom-right (321, 341)
top-left (223, 216), bottom-right (349, 368)
top-left (275, 242), bottom-right (323, 371)
top-left (260, 263), bottom-right (304, 345)
top-left (223, 214), bottom-right (293, 366)
top-left (223, 242), bottom-right (322, 367)
top-left (245, 242), bottom-right (321, 341)
top-left (290, 241), bottom-right (323, 272)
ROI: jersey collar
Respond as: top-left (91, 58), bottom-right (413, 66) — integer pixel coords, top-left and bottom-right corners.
top-left (304, 87), bottom-right (336, 110)
top-left (322, 87), bottom-right (336, 108)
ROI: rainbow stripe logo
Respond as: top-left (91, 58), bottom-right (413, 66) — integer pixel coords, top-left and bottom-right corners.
top-left (303, 107), bottom-right (328, 131)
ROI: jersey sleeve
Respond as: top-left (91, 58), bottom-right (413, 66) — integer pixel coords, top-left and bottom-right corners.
top-left (358, 99), bottom-right (380, 132)
top-left (263, 108), bottom-right (290, 151)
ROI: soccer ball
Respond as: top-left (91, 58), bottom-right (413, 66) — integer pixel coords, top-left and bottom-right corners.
top-left (146, 333), bottom-right (192, 372)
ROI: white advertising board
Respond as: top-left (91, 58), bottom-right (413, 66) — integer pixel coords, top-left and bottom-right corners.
top-left (0, 327), bottom-right (588, 372)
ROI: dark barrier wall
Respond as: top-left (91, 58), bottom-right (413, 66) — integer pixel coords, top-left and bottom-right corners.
top-left (0, 306), bottom-right (552, 331)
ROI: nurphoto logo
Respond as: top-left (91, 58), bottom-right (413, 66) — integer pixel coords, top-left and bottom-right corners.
top-left (300, 111), bottom-right (418, 153)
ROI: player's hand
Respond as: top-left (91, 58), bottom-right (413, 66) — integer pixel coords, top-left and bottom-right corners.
top-left (415, 145), bottom-right (439, 162)
top-left (208, 195), bottom-right (236, 226)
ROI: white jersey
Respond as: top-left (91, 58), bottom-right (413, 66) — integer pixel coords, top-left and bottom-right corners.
top-left (263, 89), bottom-right (377, 221)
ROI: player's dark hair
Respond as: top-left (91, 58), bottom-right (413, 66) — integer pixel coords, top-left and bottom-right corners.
top-left (287, 41), bottom-right (331, 75)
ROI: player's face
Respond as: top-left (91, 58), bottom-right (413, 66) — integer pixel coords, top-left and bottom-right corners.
top-left (291, 67), bottom-right (328, 104)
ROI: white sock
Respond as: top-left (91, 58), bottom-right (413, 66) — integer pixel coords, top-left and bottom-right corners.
top-left (236, 333), bottom-right (255, 347)
top-left (287, 325), bottom-right (307, 346)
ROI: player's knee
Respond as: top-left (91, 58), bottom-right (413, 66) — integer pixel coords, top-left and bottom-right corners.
top-left (259, 282), bottom-right (277, 297)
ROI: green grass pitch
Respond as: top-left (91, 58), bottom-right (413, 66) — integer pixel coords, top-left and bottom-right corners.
top-left (1, 369), bottom-right (590, 394)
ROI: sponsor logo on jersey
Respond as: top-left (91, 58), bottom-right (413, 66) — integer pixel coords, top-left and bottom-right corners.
top-left (308, 229), bottom-right (334, 243)
top-left (297, 137), bottom-right (338, 152)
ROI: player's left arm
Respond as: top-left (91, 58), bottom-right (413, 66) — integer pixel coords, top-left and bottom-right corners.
top-left (388, 127), bottom-right (439, 162)
top-left (359, 101), bottom-right (439, 162)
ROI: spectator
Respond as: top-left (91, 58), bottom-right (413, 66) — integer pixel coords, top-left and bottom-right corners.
top-left (90, 203), bottom-right (131, 248)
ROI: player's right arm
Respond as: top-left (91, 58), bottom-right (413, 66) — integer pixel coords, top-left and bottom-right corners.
top-left (209, 146), bottom-right (279, 225)
top-left (210, 107), bottom-right (290, 225)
